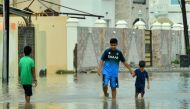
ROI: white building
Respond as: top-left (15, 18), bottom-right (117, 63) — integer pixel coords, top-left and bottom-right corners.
top-left (149, 0), bottom-right (190, 26)
top-left (10, 0), bottom-right (190, 28)
top-left (61, 0), bottom-right (115, 27)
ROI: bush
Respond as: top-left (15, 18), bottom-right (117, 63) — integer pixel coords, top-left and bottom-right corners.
top-left (171, 60), bottom-right (180, 64)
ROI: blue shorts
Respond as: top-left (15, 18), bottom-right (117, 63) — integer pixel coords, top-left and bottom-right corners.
top-left (102, 74), bottom-right (119, 89)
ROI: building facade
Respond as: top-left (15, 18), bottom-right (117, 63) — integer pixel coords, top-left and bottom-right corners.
top-left (61, 0), bottom-right (115, 27)
top-left (149, 0), bottom-right (190, 26)
top-left (115, 0), bottom-right (149, 28)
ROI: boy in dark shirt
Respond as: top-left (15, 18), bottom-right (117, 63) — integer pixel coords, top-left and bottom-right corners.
top-left (132, 60), bottom-right (150, 98)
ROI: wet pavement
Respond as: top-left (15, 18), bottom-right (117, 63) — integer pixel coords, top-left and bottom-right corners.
top-left (0, 72), bottom-right (190, 109)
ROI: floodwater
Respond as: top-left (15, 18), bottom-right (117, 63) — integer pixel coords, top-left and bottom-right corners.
top-left (0, 72), bottom-right (190, 109)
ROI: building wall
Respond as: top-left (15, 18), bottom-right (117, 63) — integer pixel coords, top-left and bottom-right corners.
top-left (60, 0), bottom-right (115, 27)
top-left (115, 0), bottom-right (149, 28)
top-left (0, 16), bottom-right (68, 76)
top-left (149, 0), bottom-right (190, 25)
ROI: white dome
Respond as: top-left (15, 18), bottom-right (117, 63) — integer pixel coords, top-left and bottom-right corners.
top-left (152, 21), bottom-right (161, 26)
top-left (66, 18), bottom-right (79, 27)
top-left (134, 20), bottom-right (146, 29)
top-left (116, 20), bottom-right (127, 25)
top-left (162, 22), bottom-right (171, 26)
top-left (95, 19), bottom-right (106, 24)
top-left (95, 19), bottom-right (106, 27)
top-left (162, 23), bottom-right (171, 30)
top-left (116, 20), bottom-right (128, 28)
top-left (134, 20), bottom-right (145, 26)
top-left (67, 18), bottom-right (79, 23)
top-left (172, 23), bottom-right (183, 30)
top-left (151, 21), bottom-right (161, 29)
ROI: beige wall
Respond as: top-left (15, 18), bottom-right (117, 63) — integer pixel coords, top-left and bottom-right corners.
top-left (33, 16), bottom-right (68, 74)
top-left (0, 16), bottom-right (68, 76)
top-left (11, 0), bottom-right (60, 13)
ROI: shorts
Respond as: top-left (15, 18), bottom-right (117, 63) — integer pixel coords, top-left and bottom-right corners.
top-left (23, 85), bottom-right (32, 96)
top-left (102, 74), bottom-right (119, 89)
top-left (135, 86), bottom-right (145, 94)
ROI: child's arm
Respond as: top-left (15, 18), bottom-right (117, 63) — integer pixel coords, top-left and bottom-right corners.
top-left (18, 67), bottom-right (20, 82)
top-left (98, 60), bottom-right (104, 76)
top-left (147, 75), bottom-right (150, 89)
top-left (123, 62), bottom-right (135, 77)
top-left (32, 68), bottom-right (37, 87)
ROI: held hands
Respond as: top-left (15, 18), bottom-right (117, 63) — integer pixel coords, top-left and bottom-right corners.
top-left (130, 71), bottom-right (136, 77)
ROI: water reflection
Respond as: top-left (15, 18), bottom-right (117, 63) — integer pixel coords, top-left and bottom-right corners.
top-left (103, 100), bottom-right (118, 109)
top-left (0, 73), bottom-right (190, 109)
top-left (135, 98), bottom-right (146, 109)
top-left (179, 72), bottom-right (190, 93)
top-left (18, 103), bottom-right (35, 109)
top-left (3, 103), bottom-right (10, 109)
top-left (179, 100), bottom-right (189, 109)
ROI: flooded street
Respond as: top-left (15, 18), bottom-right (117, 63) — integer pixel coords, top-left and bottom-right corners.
top-left (0, 72), bottom-right (190, 109)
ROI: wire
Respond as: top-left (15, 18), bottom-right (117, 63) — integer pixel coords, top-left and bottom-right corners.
top-left (12, 0), bottom-right (32, 5)
top-left (27, 0), bottom-right (35, 8)
top-left (39, 0), bottom-right (94, 15)
top-left (38, 0), bottom-right (54, 12)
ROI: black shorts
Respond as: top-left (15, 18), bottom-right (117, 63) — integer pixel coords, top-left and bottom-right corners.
top-left (23, 85), bottom-right (32, 96)
top-left (135, 87), bottom-right (145, 94)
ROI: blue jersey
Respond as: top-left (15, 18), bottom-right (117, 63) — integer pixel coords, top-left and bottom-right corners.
top-left (135, 69), bottom-right (149, 88)
top-left (101, 48), bottom-right (125, 77)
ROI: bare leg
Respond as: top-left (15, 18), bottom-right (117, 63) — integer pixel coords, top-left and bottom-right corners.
top-left (135, 93), bottom-right (139, 98)
top-left (112, 88), bottom-right (116, 99)
top-left (103, 86), bottom-right (108, 97)
top-left (25, 96), bottom-right (30, 103)
top-left (141, 93), bottom-right (144, 98)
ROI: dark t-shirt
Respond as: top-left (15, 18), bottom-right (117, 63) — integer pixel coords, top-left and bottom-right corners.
top-left (135, 69), bottom-right (149, 88)
top-left (101, 48), bottom-right (125, 77)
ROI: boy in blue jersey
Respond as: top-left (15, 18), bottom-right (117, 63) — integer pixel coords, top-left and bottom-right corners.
top-left (98, 38), bottom-right (134, 100)
top-left (131, 60), bottom-right (150, 98)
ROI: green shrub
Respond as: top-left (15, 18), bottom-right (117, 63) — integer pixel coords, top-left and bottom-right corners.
top-left (171, 60), bottom-right (180, 64)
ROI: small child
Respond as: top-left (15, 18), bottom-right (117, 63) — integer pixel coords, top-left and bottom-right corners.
top-left (131, 60), bottom-right (150, 98)
top-left (19, 46), bottom-right (37, 103)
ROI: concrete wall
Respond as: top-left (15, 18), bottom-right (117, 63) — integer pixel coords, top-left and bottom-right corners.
top-left (0, 16), bottom-right (68, 76)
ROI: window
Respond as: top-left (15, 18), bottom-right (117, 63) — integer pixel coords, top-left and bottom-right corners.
top-left (171, 0), bottom-right (179, 5)
top-left (133, 0), bottom-right (146, 4)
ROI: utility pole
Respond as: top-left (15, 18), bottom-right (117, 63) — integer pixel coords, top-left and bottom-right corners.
top-left (181, 0), bottom-right (189, 55)
top-left (2, 0), bottom-right (9, 83)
